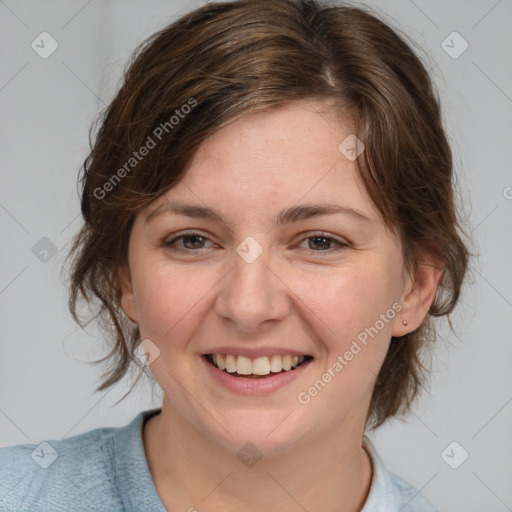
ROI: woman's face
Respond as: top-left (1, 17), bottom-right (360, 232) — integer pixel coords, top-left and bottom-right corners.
top-left (121, 100), bottom-right (414, 453)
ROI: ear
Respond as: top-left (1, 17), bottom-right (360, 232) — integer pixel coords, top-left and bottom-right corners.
top-left (392, 255), bottom-right (443, 337)
top-left (118, 264), bottom-right (138, 323)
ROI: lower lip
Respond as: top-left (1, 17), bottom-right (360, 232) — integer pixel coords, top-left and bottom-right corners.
top-left (201, 356), bottom-right (312, 395)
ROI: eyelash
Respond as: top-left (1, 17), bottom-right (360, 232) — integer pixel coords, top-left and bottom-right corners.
top-left (163, 231), bottom-right (349, 254)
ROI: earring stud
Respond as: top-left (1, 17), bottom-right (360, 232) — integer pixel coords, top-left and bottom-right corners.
top-left (402, 320), bottom-right (408, 326)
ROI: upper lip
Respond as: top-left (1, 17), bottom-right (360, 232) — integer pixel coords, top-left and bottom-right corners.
top-left (201, 347), bottom-right (313, 358)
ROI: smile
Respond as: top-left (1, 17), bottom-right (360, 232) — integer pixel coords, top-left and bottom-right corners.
top-left (204, 353), bottom-right (312, 378)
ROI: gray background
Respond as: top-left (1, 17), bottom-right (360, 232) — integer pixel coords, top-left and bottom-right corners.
top-left (1, 0), bottom-right (511, 510)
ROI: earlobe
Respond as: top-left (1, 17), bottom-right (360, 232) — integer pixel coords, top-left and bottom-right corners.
top-left (118, 265), bottom-right (138, 323)
top-left (392, 258), bottom-right (443, 337)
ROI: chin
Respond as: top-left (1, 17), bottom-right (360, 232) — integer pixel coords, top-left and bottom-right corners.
top-left (199, 408), bottom-right (310, 458)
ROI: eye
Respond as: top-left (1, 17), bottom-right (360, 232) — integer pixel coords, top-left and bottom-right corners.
top-left (162, 231), bottom-right (348, 254)
top-left (163, 232), bottom-right (215, 251)
top-left (298, 233), bottom-right (348, 253)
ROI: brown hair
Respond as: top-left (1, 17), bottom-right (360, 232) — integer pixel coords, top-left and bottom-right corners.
top-left (67, 0), bottom-right (470, 429)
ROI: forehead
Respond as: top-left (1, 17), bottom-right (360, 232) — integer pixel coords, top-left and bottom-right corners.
top-left (193, 100), bottom-right (351, 175)
top-left (142, 100), bottom-right (382, 227)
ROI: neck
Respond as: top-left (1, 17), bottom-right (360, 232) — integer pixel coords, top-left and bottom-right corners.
top-left (143, 399), bottom-right (373, 512)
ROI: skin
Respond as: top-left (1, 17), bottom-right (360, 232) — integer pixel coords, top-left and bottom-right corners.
top-left (119, 100), bottom-right (442, 512)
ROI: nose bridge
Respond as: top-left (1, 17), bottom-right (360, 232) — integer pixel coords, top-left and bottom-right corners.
top-left (215, 238), bottom-right (288, 332)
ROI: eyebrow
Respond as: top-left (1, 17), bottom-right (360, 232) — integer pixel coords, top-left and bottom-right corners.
top-left (145, 200), bottom-right (373, 227)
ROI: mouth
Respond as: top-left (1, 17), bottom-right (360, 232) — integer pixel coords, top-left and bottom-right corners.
top-left (203, 353), bottom-right (313, 379)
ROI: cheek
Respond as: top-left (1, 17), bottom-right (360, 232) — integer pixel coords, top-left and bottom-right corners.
top-left (131, 260), bottom-right (210, 343)
top-left (296, 263), bottom-right (400, 339)
top-left (293, 267), bottom-right (400, 420)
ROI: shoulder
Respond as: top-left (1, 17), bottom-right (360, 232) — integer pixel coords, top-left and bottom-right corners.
top-left (0, 423), bottom-right (121, 512)
top-left (362, 436), bottom-right (438, 512)
top-left (0, 409), bottom-right (160, 512)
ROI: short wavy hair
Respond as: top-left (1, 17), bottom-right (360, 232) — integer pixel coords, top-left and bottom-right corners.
top-left (67, 0), bottom-right (471, 429)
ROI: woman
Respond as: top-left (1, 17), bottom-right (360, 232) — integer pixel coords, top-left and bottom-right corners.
top-left (0, 0), bottom-right (469, 510)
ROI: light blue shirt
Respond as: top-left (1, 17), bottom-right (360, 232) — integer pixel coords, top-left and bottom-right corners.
top-left (0, 408), bottom-right (437, 511)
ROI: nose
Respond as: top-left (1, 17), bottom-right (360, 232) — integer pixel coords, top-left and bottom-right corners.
top-left (214, 245), bottom-right (290, 334)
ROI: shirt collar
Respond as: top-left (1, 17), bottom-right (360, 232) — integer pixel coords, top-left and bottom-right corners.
top-left (114, 407), bottom-right (166, 511)
top-left (361, 434), bottom-right (401, 510)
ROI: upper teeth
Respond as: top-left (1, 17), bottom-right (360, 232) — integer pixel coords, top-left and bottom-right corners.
top-left (211, 354), bottom-right (306, 375)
